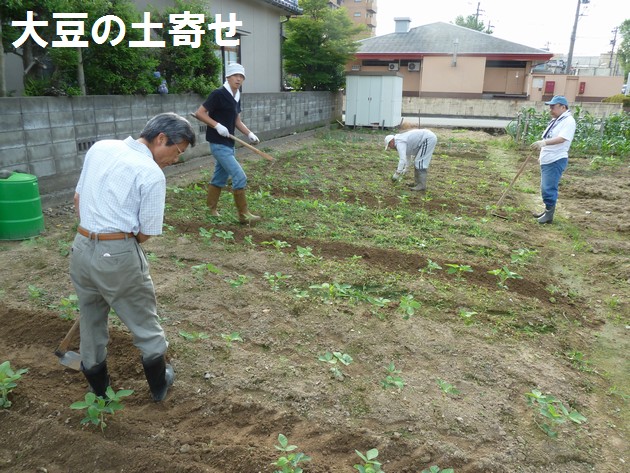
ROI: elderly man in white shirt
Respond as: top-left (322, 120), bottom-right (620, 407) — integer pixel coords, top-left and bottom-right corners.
top-left (384, 128), bottom-right (438, 191)
top-left (71, 112), bottom-right (195, 402)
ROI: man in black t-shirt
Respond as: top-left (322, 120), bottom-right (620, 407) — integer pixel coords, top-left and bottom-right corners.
top-left (194, 63), bottom-right (261, 223)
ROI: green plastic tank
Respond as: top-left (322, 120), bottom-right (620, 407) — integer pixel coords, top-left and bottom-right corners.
top-left (0, 170), bottom-right (45, 240)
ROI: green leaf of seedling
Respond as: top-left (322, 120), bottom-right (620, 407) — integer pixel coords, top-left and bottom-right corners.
top-left (333, 352), bottom-right (353, 366)
top-left (568, 410), bottom-right (588, 424)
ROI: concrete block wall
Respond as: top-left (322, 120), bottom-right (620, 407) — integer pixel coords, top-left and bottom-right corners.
top-left (401, 97), bottom-right (623, 119)
top-left (0, 92), bottom-right (343, 196)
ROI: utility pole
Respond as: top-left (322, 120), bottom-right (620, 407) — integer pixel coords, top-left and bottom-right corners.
top-left (474, 2), bottom-right (485, 31)
top-left (565, 0), bottom-right (589, 75)
top-left (609, 27), bottom-right (618, 72)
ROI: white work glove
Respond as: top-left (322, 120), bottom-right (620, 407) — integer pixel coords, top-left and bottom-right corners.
top-left (392, 166), bottom-right (408, 181)
top-left (248, 132), bottom-right (259, 144)
top-left (214, 122), bottom-right (229, 138)
top-left (531, 140), bottom-right (546, 150)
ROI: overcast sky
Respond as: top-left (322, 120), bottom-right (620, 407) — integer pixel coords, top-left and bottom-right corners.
top-left (374, 0), bottom-right (623, 59)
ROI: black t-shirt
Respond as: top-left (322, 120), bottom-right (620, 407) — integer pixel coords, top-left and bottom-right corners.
top-left (202, 86), bottom-right (242, 147)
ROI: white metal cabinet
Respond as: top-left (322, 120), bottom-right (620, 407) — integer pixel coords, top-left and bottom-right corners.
top-left (345, 72), bottom-right (403, 127)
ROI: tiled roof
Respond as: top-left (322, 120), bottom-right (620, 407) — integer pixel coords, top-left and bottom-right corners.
top-left (258, 0), bottom-right (302, 15)
top-left (357, 22), bottom-right (550, 58)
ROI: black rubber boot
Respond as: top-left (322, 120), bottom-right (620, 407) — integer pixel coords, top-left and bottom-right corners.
top-left (537, 205), bottom-right (556, 224)
top-left (81, 360), bottom-right (110, 398)
top-left (142, 355), bottom-right (175, 402)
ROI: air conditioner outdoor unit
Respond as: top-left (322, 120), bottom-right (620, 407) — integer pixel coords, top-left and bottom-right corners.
top-left (388, 63), bottom-right (399, 71)
top-left (408, 62), bottom-right (421, 71)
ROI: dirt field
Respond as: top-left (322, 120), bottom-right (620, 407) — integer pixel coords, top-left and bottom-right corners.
top-left (0, 127), bottom-right (628, 473)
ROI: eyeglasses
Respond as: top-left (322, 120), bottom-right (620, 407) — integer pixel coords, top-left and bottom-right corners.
top-left (174, 143), bottom-right (185, 155)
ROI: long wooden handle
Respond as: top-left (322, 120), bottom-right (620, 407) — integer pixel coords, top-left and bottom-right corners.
top-left (55, 315), bottom-right (80, 356)
top-left (228, 134), bottom-right (275, 162)
top-left (190, 112), bottom-right (274, 162)
top-left (495, 154), bottom-right (534, 208)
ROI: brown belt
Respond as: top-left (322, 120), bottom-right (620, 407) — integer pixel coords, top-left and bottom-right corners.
top-left (77, 226), bottom-right (135, 241)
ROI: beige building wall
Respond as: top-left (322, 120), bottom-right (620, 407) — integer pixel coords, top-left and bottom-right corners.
top-left (347, 58), bottom-right (623, 101)
top-left (422, 57), bottom-right (486, 95)
top-left (400, 97), bottom-right (622, 118)
top-left (484, 68), bottom-right (528, 94)
top-left (529, 75), bottom-right (624, 102)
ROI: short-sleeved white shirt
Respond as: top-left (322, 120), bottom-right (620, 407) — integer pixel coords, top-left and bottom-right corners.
top-left (539, 110), bottom-right (576, 165)
top-left (75, 137), bottom-right (166, 235)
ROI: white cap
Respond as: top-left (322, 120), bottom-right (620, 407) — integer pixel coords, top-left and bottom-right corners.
top-left (225, 63), bottom-right (246, 78)
top-left (384, 134), bottom-right (395, 150)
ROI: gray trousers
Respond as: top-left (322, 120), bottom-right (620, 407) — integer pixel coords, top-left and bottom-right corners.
top-left (69, 234), bottom-right (168, 369)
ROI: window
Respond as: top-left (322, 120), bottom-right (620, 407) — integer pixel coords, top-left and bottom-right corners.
top-left (354, 12), bottom-right (361, 17)
top-left (221, 36), bottom-right (241, 80)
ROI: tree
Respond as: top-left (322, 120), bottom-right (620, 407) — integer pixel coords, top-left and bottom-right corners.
top-left (454, 14), bottom-right (493, 34)
top-left (1, 0), bottom-right (161, 96)
top-left (618, 19), bottom-right (630, 80)
top-left (1, 0), bottom-right (59, 96)
top-left (150, 0), bottom-right (221, 97)
top-left (283, 0), bottom-right (363, 91)
top-left (74, 0), bottom-right (159, 95)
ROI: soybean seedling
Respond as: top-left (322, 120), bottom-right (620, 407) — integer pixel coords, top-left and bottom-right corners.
top-left (272, 433), bottom-right (311, 473)
top-left (488, 266), bottom-right (522, 289)
top-left (198, 227), bottom-right (215, 244)
top-left (221, 331), bottom-right (243, 348)
top-left (179, 330), bottom-right (210, 342)
top-left (525, 389), bottom-right (587, 438)
top-left (422, 466), bottom-right (454, 473)
top-left (399, 294), bottom-right (421, 320)
top-left (295, 245), bottom-right (320, 262)
top-left (318, 351), bottom-right (353, 381)
top-left (511, 248), bottom-right (538, 266)
top-left (27, 284), bottom-right (45, 301)
top-left (437, 379), bottom-right (461, 397)
top-left (215, 230), bottom-right (235, 242)
top-left (354, 448), bottom-right (383, 473)
top-left (565, 350), bottom-right (594, 373)
top-left (191, 262), bottom-right (222, 277)
top-left (309, 282), bottom-right (353, 301)
top-left (422, 259), bottom-right (442, 274)
top-left (458, 309), bottom-right (477, 326)
top-left (0, 361), bottom-right (28, 409)
top-left (445, 263), bottom-right (473, 280)
top-left (50, 294), bottom-right (80, 320)
top-left (264, 272), bottom-right (292, 291)
top-left (70, 387), bottom-right (134, 433)
top-left (381, 362), bottom-right (406, 391)
top-left (262, 239), bottom-right (291, 252)
top-left (228, 274), bottom-right (250, 288)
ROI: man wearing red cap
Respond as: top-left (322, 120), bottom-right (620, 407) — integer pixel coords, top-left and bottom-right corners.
top-left (530, 95), bottom-right (576, 224)
top-left (194, 63), bottom-right (261, 223)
